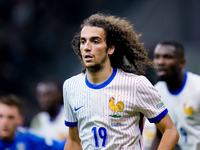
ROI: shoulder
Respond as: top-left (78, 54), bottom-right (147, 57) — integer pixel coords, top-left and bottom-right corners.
top-left (63, 73), bottom-right (85, 87)
top-left (117, 69), bottom-right (154, 89)
top-left (186, 72), bottom-right (200, 92)
top-left (30, 112), bottom-right (49, 127)
top-left (116, 69), bottom-right (145, 81)
top-left (16, 127), bottom-right (65, 149)
top-left (155, 81), bottom-right (166, 89)
top-left (32, 112), bottom-right (49, 121)
top-left (7, 128), bottom-right (42, 149)
top-left (63, 73), bottom-right (85, 96)
top-left (17, 127), bottom-right (40, 140)
top-left (187, 72), bottom-right (200, 82)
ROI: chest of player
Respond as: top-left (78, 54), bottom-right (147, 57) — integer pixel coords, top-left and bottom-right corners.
top-left (71, 86), bottom-right (139, 125)
top-left (162, 88), bottom-right (200, 129)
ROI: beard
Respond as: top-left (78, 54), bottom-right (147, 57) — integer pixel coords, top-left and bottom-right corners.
top-left (85, 53), bottom-right (108, 73)
top-left (87, 64), bottom-right (102, 73)
top-left (157, 75), bottom-right (167, 81)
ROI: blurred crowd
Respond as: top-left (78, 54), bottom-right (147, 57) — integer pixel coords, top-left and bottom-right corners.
top-left (0, 0), bottom-right (81, 126)
top-left (0, 0), bottom-right (85, 98)
top-left (0, 0), bottom-right (132, 126)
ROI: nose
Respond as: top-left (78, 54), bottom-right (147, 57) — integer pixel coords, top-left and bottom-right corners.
top-left (159, 57), bottom-right (166, 65)
top-left (154, 58), bottom-right (166, 68)
top-left (82, 41), bottom-right (91, 52)
top-left (154, 56), bottom-right (165, 65)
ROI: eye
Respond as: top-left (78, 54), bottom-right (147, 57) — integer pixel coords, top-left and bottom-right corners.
top-left (163, 55), bottom-right (173, 59)
top-left (8, 116), bottom-right (14, 120)
top-left (80, 39), bottom-right (85, 44)
top-left (93, 40), bottom-right (99, 44)
top-left (154, 54), bottom-right (160, 59)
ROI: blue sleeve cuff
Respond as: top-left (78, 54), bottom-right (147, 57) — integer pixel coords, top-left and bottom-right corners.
top-left (148, 109), bottom-right (168, 123)
top-left (65, 120), bottom-right (78, 127)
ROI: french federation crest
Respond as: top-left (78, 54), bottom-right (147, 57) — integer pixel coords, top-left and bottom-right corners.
top-left (109, 96), bottom-right (124, 127)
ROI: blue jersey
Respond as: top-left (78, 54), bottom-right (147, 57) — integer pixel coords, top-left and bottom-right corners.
top-left (0, 128), bottom-right (65, 150)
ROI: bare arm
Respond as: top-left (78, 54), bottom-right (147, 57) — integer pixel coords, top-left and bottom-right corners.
top-left (150, 128), bottom-right (162, 150)
top-left (154, 113), bottom-right (179, 150)
top-left (64, 126), bottom-right (82, 150)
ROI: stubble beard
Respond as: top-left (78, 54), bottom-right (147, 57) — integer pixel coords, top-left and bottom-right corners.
top-left (85, 54), bottom-right (108, 73)
top-left (157, 75), bottom-right (166, 81)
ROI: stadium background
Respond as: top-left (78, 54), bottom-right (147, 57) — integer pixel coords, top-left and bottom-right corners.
top-left (0, 0), bottom-right (199, 126)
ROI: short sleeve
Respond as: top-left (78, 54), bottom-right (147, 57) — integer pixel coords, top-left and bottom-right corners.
top-left (135, 76), bottom-right (168, 123)
top-left (63, 80), bottom-right (78, 127)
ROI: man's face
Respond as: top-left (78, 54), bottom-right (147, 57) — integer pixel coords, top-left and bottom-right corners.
top-left (80, 26), bottom-right (114, 72)
top-left (36, 83), bottom-right (61, 111)
top-left (153, 44), bottom-right (183, 81)
top-left (0, 103), bottom-right (22, 141)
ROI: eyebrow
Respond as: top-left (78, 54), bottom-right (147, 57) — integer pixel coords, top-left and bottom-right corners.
top-left (80, 36), bottom-right (102, 41)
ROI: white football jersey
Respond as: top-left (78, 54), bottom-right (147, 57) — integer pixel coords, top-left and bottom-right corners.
top-left (155, 72), bottom-right (200, 150)
top-left (63, 68), bottom-right (167, 150)
top-left (30, 106), bottom-right (68, 141)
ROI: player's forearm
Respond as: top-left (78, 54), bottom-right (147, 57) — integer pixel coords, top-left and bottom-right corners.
top-left (64, 139), bottom-right (82, 150)
top-left (157, 128), bottom-right (179, 150)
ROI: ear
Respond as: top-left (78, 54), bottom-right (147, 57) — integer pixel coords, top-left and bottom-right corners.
top-left (18, 115), bottom-right (24, 126)
top-left (108, 45), bottom-right (115, 55)
top-left (179, 58), bottom-right (186, 68)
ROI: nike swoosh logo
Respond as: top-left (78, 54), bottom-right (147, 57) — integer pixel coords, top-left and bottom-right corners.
top-left (74, 106), bottom-right (84, 111)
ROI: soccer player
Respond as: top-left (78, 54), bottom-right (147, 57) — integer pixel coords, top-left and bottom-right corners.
top-left (149, 41), bottom-right (200, 150)
top-left (0, 94), bottom-right (65, 150)
top-left (30, 78), bottom-right (68, 141)
top-left (63, 13), bottom-right (179, 150)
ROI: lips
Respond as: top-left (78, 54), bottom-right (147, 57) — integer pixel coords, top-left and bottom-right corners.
top-left (157, 68), bottom-right (166, 76)
top-left (1, 127), bottom-right (9, 134)
top-left (3, 128), bottom-right (9, 132)
top-left (157, 71), bottom-right (166, 76)
top-left (84, 53), bottom-right (93, 61)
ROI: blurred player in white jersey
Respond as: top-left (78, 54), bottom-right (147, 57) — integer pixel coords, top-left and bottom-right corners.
top-left (144, 41), bottom-right (200, 150)
top-left (30, 78), bottom-right (68, 141)
top-left (63, 13), bottom-right (179, 150)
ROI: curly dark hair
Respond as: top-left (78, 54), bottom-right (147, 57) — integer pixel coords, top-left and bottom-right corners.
top-left (72, 13), bottom-right (154, 74)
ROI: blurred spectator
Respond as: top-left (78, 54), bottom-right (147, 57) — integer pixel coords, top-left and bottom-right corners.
top-left (30, 78), bottom-right (68, 141)
top-left (0, 94), bottom-right (65, 150)
top-left (0, 0), bottom-right (133, 126)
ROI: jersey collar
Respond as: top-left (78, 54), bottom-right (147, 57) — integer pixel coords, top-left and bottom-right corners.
top-left (168, 71), bottom-right (187, 95)
top-left (85, 68), bottom-right (117, 89)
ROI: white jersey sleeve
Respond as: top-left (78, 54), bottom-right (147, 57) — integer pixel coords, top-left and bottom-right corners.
top-left (63, 74), bottom-right (83, 127)
top-left (135, 76), bottom-right (168, 123)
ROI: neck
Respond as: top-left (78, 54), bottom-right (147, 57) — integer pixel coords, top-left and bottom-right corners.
top-left (1, 131), bottom-right (16, 142)
top-left (47, 104), bottom-right (61, 120)
top-left (166, 70), bottom-right (185, 92)
top-left (86, 66), bottom-right (113, 85)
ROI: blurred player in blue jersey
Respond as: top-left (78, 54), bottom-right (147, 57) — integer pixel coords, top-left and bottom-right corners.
top-left (63, 13), bottom-right (179, 150)
top-left (0, 94), bottom-right (65, 150)
top-left (147, 41), bottom-right (200, 150)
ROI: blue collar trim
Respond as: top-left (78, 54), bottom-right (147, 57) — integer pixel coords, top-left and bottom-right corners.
top-left (169, 72), bottom-right (187, 95)
top-left (85, 68), bottom-right (117, 89)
